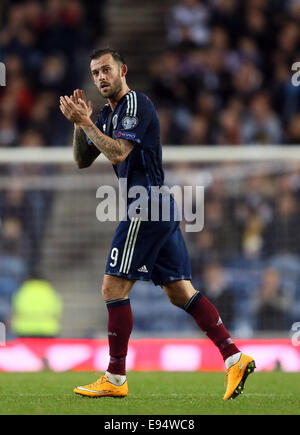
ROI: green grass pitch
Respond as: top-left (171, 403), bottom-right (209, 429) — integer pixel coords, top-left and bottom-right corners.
top-left (0, 371), bottom-right (299, 415)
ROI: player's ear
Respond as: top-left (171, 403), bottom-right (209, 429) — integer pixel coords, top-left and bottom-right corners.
top-left (120, 63), bottom-right (128, 78)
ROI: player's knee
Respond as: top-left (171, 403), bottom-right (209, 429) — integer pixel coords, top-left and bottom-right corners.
top-left (164, 283), bottom-right (197, 309)
top-left (101, 278), bottom-right (133, 301)
top-left (167, 293), bottom-right (185, 308)
top-left (101, 283), bottom-right (122, 301)
top-left (101, 284), bottom-right (112, 301)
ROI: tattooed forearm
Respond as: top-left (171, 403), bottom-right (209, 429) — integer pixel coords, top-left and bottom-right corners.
top-left (73, 125), bottom-right (100, 168)
top-left (80, 122), bottom-right (133, 165)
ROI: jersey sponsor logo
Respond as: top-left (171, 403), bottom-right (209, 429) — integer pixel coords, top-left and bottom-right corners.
top-left (117, 131), bottom-right (137, 140)
top-left (137, 265), bottom-right (148, 273)
top-left (122, 116), bottom-right (139, 130)
top-left (103, 123), bottom-right (106, 133)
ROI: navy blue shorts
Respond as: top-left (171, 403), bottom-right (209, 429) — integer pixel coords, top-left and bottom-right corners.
top-left (105, 217), bottom-right (192, 286)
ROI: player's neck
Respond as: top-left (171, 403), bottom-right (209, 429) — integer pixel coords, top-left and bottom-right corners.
top-left (108, 85), bottom-right (131, 111)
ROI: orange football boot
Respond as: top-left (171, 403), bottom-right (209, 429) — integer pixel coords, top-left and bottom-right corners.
top-left (223, 353), bottom-right (256, 400)
top-left (74, 375), bottom-right (128, 398)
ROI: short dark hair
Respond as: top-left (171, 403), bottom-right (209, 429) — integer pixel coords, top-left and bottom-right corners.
top-left (90, 48), bottom-right (125, 66)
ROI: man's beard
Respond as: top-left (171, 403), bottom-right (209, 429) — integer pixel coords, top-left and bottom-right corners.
top-left (100, 77), bottom-right (122, 99)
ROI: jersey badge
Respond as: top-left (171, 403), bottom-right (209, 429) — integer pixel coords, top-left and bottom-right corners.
top-left (122, 116), bottom-right (139, 130)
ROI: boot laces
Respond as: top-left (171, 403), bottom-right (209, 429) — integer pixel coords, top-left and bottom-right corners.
top-left (88, 375), bottom-right (108, 388)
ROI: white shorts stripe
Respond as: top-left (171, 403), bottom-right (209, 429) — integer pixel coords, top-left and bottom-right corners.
top-left (121, 218), bottom-right (141, 274)
top-left (119, 218), bottom-right (135, 273)
top-left (124, 218), bottom-right (141, 274)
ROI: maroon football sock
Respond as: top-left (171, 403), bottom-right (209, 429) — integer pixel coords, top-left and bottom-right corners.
top-left (106, 298), bottom-right (133, 375)
top-left (185, 292), bottom-right (240, 361)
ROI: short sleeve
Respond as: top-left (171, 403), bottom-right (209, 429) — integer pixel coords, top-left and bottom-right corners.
top-left (115, 92), bottom-right (153, 145)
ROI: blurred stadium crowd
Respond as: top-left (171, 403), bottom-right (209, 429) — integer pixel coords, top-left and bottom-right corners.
top-left (152, 0), bottom-right (300, 146)
top-left (0, 0), bottom-right (105, 336)
top-left (0, 0), bottom-right (105, 148)
top-left (1, 0), bottom-right (300, 338)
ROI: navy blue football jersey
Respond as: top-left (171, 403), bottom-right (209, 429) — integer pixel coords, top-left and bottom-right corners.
top-left (88, 90), bottom-right (164, 194)
top-left (87, 90), bottom-right (192, 285)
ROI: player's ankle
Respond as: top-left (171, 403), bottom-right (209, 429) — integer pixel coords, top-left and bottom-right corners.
top-left (105, 371), bottom-right (127, 386)
top-left (224, 352), bottom-right (242, 369)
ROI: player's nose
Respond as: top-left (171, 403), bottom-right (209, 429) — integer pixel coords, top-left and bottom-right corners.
top-left (99, 71), bottom-right (107, 81)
